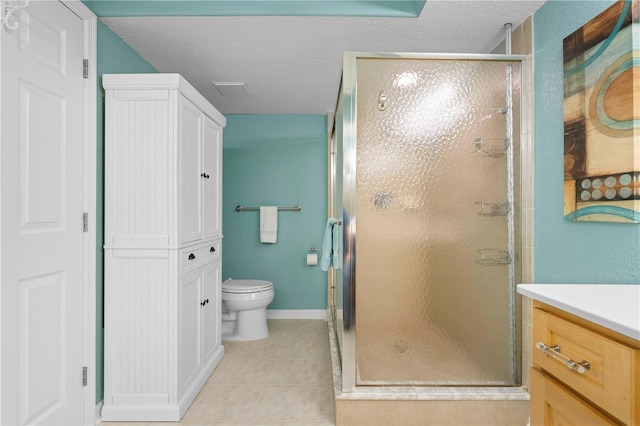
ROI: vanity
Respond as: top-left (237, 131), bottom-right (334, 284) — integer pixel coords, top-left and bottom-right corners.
top-left (518, 284), bottom-right (640, 426)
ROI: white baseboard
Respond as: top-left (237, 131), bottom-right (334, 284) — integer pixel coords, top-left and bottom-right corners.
top-left (95, 400), bottom-right (103, 424)
top-left (267, 309), bottom-right (327, 320)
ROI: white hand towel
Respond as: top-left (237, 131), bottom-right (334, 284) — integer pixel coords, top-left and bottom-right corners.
top-left (260, 206), bottom-right (278, 243)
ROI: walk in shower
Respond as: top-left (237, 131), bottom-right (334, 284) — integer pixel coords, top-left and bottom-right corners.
top-left (329, 53), bottom-right (525, 393)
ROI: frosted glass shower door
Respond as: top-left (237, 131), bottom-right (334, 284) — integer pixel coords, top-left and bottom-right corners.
top-left (352, 58), bottom-right (521, 386)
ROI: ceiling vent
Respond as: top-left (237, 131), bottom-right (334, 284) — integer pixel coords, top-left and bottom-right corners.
top-left (212, 82), bottom-right (250, 96)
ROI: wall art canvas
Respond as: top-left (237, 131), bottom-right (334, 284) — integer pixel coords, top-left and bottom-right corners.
top-left (563, 0), bottom-right (640, 223)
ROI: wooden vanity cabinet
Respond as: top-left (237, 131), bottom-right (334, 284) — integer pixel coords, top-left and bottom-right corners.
top-left (530, 301), bottom-right (640, 426)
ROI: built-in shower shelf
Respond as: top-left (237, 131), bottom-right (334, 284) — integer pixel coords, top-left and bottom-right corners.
top-left (472, 137), bottom-right (509, 158)
top-left (476, 201), bottom-right (510, 217)
top-left (476, 249), bottom-right (511, 266)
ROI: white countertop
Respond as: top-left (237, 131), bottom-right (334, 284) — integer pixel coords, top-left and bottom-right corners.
top-left (517, 284), bottom-right (640, 342)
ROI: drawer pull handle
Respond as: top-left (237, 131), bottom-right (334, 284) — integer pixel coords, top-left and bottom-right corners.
top-left (188, 253), bottom-right (196, 260)
top-left (536, 342), bottom-right (591, 374)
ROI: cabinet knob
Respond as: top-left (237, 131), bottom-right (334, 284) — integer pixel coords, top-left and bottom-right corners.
top-left (188, 253), bottom-right (196, 260)
top-left (200, 172), bottom-right (210, 179)
top-left (210, 246), bottom-right (216, 253)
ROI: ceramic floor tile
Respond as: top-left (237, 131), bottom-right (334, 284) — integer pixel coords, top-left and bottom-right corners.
top-left (262, 357), bottom-right (333, 385)
top-left (313, 384), bottom-right (336, 422)
top-left (181, 384), bottom-right (263, 423)
top-left (223, 337), bottom-right (280, 359)
top-left (102, 320), bottom-right (336, 426)
top-left (273, 334), bottom-right (330, 359)
top-left (255, 384), bottom-right (334, 423)
top-left (210, 356), bottom-right (272, 384)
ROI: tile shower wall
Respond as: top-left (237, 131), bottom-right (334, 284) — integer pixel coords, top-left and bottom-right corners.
top-left (96, 21), bottom-right (158, 402)
top-left (533, 0), bottom-right (640, 284)
top-left (223, 115), bottom-right (328, 310)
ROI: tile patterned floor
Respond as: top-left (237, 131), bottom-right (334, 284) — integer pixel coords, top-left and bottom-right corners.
top-left (102, 319), bottom-right (335, 426)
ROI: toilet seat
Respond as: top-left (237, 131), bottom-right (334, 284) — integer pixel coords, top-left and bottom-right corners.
top-left (222, 279), bottom-right (273, 294)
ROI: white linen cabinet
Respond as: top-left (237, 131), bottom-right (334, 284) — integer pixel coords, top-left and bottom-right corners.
top-left (101, 74), bottom-right (225, 421)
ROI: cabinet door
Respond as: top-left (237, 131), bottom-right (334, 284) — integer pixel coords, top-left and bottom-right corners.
top-left (530, 368), bottom-right (619, 426)
top-left (202, 117), bottom-right (222, 239)
top-left (179, 96), bottom-right (203, 244)
top-left (201, 260), bottom-right (221, 363)
top-left (179, 269), bottom-right (203, 395)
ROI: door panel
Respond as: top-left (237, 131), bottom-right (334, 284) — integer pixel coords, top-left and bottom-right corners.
top-left (18, 81), bottom-right (65, 231)
top-left (352, 58), bottom-right (520, 386)
top-left (202, 117), bottom-right (221, 239)
top-left (179, 269), bottom-right (202, 395)
top-left (201, 261), bottom-right (220, 362)
top-left (1, 1), bottom-right (86, 424)
top-left (18, 272), bottom-right (66, 424)
top-left (179, 97), bottom-right (203, 244)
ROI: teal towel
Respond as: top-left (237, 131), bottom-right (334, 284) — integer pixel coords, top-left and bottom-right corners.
top-left (321, 218), bottom-right (342, 271)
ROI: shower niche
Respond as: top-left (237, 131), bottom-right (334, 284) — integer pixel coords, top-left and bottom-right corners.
top-left (330, 53), bottom-right (523, 390)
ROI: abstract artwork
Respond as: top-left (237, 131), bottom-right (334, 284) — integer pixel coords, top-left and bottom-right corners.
top-left (563, 0), bottom-right (640, 223)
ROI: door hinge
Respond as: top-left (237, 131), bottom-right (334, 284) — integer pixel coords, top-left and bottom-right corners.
top-left (83, 212), bottom-right (88, 232)
top-left (83, 59), bottom-right (88, 79)
top-left (82, 366), bottom-right (88, 386)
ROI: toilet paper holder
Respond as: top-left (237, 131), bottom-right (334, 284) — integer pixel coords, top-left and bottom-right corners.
top-left (305, 247), bottom-right (319, 265)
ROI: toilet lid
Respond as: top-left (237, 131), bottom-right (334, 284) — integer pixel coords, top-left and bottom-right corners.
top-left (222, 279), bottom-right (273, 294)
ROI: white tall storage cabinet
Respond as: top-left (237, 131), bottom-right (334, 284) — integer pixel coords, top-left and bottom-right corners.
top-left (102, 74), bottom-right (225, 421)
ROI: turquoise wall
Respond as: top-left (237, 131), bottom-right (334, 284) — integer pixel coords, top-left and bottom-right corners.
top-left (222, 115), bottom-right (328, 310)
top-left (533, 0), bottom-right (640, 283)
top-left (96, 21), bottom-right (157, 402)
top-left (84, 0), bottom-right (426, 17)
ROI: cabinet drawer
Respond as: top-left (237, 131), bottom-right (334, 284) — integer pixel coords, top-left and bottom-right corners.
top-left (206, 240), bottom-right (221, 261)
top-left (530, 367), bottom-right (621, 425)
top-left (533, 308), bottom-right (638, 424)
top-left (180, 241), bottom-right (220, 274)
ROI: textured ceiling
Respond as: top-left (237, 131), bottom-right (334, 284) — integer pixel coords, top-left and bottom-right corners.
top-left (101, 1), bottom-right (545, 114)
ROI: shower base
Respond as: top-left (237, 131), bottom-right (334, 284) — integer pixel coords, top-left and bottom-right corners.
top-left (328, 313), bottom-right (530, 426)
top-left (356, 324), bottom-right (499, 385)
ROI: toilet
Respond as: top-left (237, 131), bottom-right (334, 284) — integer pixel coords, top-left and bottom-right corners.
top-left (221, 279), bottom-right (275, 341)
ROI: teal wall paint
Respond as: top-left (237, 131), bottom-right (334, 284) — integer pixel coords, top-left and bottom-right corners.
top-left (96, 21), bottom-right (157, 402)
top-left (222, 115), bottom-right (328, 310)
top-left (83, 0), bottom-right (426, 18)
top-left (533, 0), bottom-right (640, 283)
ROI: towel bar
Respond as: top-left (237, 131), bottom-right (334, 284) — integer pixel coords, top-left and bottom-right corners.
top-left (235, 205), bottom-right (302, 212)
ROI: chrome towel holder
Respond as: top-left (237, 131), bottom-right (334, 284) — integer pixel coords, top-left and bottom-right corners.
top-left (235, 205), bottom-right (302, 212)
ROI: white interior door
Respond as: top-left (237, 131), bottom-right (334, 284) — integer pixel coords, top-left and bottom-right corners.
top-left (1, 1), bottom-right (89, 424)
